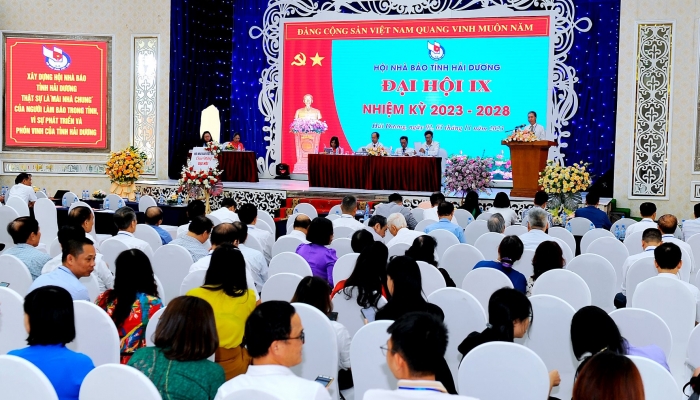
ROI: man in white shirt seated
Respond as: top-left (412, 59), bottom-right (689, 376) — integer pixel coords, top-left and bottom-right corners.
top-left (683, 203), bottom-right (700, 241)
top-left (653, 242), bottom-right (700, 322)
top-left (625, 202), bottom-right (658, 237)
top-left (112, 207), bottom-right (155, 259)
top-left (332, 195), bottom-right (365, 231)
top-left (169, 215), bottom-right (213, 263)
top-left (394, 135), bottom-right (416, 156)
top-left (525, 110), bottom-right (546, 140)
top-left (209, 197), bottom-right (240, 224)
top-left (177, 200), bottom-right (207, 238)
top-left (422, 192), bottom-right (454, 223)
top-left (486, 213), bottom-right (506, 234)
top-left (519, 208), bottom-right (572, 262)
top-left (287, 214), bottom-right (310, 242)
top-left (233, 221), bottom-right (269, 293)
top-left (366, 214), bottom-right (388, 242)
top-left (614, 228), bottom-right (661, 308)
top-left (386, 213), bottom-right (424, 248)
top-left (238, 203), bottom-right (273, 263)
top-left (364, 312), bottom-right (477, 400)
top-left (658, 214), bottom-right (695, 270)
top-left (418, 130), bottom-right (440, 156)
top-left (375, 193), bottom-right (418, 230)
top-left (366, 131), bottom-right (384, 151)
top-left (8, 172), bottom-right (37, 207)
top-left (215, 301), bottom-right (331, 400)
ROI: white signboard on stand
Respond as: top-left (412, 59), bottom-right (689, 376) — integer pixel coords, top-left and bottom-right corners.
top-left (189, 147), bottom-right (218, 171)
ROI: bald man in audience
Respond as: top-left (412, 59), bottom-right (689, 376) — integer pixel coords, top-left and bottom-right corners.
top-left (487, 213), bottom-right (506, 234)
top-left (288, 214), bottom-right (310, 241)
top-left (145, 206), bottom-right (172, 245)
top-left (5, 216), bottom-right (52, 279)
top-left (658, 214), bottom-right (695, 271)
top-left (614, 228), bottom-right (662, 308)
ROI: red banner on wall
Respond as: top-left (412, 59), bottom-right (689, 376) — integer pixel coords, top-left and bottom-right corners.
top-left (4, 38), bottom-right (109, 149)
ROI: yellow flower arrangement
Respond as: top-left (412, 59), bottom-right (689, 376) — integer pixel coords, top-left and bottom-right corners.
top-left (366, 146), bottom-right (388, 156)
top-left (106, 146), bottom-right (147, 184)
top-left (538, 161), bottom-right (590, 194)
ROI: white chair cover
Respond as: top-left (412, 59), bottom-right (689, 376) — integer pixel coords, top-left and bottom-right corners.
top-left (388, 242), bottom-right (411, 259)
top-left (331, 286), bottom-right (387, 338)
top-left (269, 252), bottom-right (312, 278)
top-left (350, 321), bottom-right (396, 400)
top-left (623, 230), bottom-right (644, 256)
top-left (290, 303), bottom-right (339, 400)
top-left (99, 238), bottom-right (130, 275)
top-left (244, 235), bottom-right (265, 253)
top-left (548, 227), bottom-right (576, 259)
top-left (626, 257), bottom-right (657, 303)
top-left (0, 354), bottom-right (59, 400)
top-left (326, 214), bottom-right (339, 221)
top-left (34, 198), bottom-right (58, 244)
top-left (329, 238), bottom-right (353, 258)
top-left (580, 228), bottom-right (615, 253)
top-left (62, 191), bottom-right (79, 206)
top-left (333, 225), bottom-right (357, 239)
top-left (137, 195), bottom-right (158, 212)
top-left (145, 306), bottom-right (166, 347)
top-left (687, 234), bottom-right (700, 272)
top-left (257, 210), bottom-right (277, 236)
top-left (458, 342), bottom-right (550, 400)
top-left (411, 207), bottom-right (424, 223)
top-left (565, 216), bottom-right (594, 236)
top-left (627, 355), bottom-right (682, 400)
top-left (463, 220), bottom-right (489, 245)
top-left (532, 269), bottom-right (591, 310)
top-left (261, 273), bottom-right (303, 302)
top-left (254, 219), bottom-right (273, 235)
top-left (134, 224), bottom-right (163, 251)
top-left (286, 213), bottom-right (309, 233)
top-left (180, 269), bottom-right (207, 295)
top-left (439, 244), bottom-right (485, 290)
top-left (417, 261), bottom-right (446, 297)
top-left (292, 203), bottom-right (318, 219)
top-left (154, 275), bottom-right (166, 302)
top-left (476, 212), bottom-right (493, 221)
top-left (220, 389), bottom-right (284, 400)
top-left (428, 288), bottom-right (487, 384)
top-left (461, 268), bottom-right (513, 314)
top-left (68, 300), bottom-right (120, 366)
top-left (428, 229), bottom-right (461, 260)
top-left (152, 245), bottom-right (194, 305)
top-left (0, 254), bottom-right (33, 296)
top-left (79, 274), bottom-right (100, 302)
top-left (516, 295), bottom-right (577, 400)
top-left (272, 236), bottom-right (304, 258)
top-left (413, 218), bottom-right (437, 233)
top-left (473, 232), bottom-right (505, 262)
top-left (513, 249), bottom-right (536, 281)
top-left (0, 206), bottom-right (20, 251)
top-left (566, 254), bottom-right (616, 311)
top-left (79, 363), bottom-right (161, 400)
top-left (687, 323), bottom-right (700, 369)
top-left (586, 236), bottom-right (629, 288)
top-left (611, 217), bottom-right (639, 239)
top-left (0, 287), bottom-right (26, 355)
top-left (35, 191), bottom-right (47, 199)
top-left (6, 196), bottom-right (29, 217)
top-left (103, 194), bottom-right (123, 211)
top-left (504, 224), bottom-right (528, 236)
top-left (453, 209), bottom-right (474, 228)
top-left (332, 253), bottom-right (359, 285)
top-left (206, 214), bottom-right (223, 227)
top-left (609, 308), bottom-right (672, 360)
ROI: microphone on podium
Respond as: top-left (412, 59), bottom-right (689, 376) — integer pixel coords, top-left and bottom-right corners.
top-left (515, 124), bottom-right (526, 129)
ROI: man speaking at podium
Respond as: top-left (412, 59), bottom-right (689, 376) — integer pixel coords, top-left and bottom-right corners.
top-left (525, 111), bottom-right (546, 139)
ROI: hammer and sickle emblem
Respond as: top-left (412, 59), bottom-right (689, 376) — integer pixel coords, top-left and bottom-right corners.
top-left (291, 52), bottom-right (307, 66)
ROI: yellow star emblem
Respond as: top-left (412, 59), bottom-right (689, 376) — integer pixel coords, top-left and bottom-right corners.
top-left (310, 53), bottom-right (325, 66)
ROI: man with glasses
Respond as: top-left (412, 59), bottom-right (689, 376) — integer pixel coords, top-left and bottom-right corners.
top-left (215, 301), bottom-right (330, 400)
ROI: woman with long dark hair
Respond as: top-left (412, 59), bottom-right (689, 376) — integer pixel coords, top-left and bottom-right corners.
top-left (332, 242), bottom-right (389, 308)
top-left (460, 190), bottom-right (481, 218)
top-left (201, 131), bottom-right (213, 145)
top-left (96, 249), bottom-right (162, 364)
top-left (527, 241), bottom-right (565, 296)
top-left (404, 235), bottom-right (455, 287)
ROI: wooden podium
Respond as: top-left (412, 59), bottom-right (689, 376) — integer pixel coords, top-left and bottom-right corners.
top-left (501, 140), bottom-right (556, 198)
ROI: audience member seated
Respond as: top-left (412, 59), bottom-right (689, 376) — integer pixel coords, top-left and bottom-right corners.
top-left (232, 221), bottom-right (268, 293)
top-left (459, 190), bottom-right (482, 219)
top-left (187, 244), bottom-right (257, 380)
top-left (238, 203), bottom-right (273, 263)
top-left (405, 235), bottom-right (455, 287)
top-left (658, 214), bottom-right (694, 267)
top-left (365, 312), bottom-right (477, 400)
top-left (351, 228), bottom-right (376, 253)
top-left (526, 241), bottom-right (565, 296)
top-left (571, 305), bottom-right (669, 371)
top-left (486, 213), bottom-right (506, 234)
top-left (458, 288), bottom-right (560, 395)
top-left (615, 228), bottom-right (661, 308)
top-left (519, 207), bottom-right (570, 253)
top-left (288, 214), bottom-right (310, 241)
top-left (366, 214), bottom-right (388, 242)
top-left (29, 234), bottom-right (95, 301)
top-left (574, 192), bottom-right (612, 229)
top-left (332, 242), bottom-right (389, 306)
top-left (374, 193), bottom-right (418, 230)
top-left (423, 202), bottom-right (466, 243)
top-left (472, 235), bottom-right (527, 293)
top-left (5, 216), bottom-right (52, 279)
top-left (654, 242), bottom-right (700, 322)
top-left (292, 276), bottom-right (352, 387)
top-left (96, 249), bottom-right (163, 364)
top-left (145, 206), bottom-right (172, 244)
top-left (128, 296), bottom-right (225, 400)
top-left (386, 213), bottom-right (424, 248)
top-left (170, 215), bottom-right (213, 262)
top-left (624, 202), bottom-right (658, 236)
top-left (572, 352), bottom-right (643, 400)
top-left (423, 192), bottom-right (452, 222)
top-left (296, 217), bottom-right (338, 286)
top-left (8, 172), bottom-right (37, 207)
top-left (177, 200), bottom-right (206, 238)
top-left (488, 192), bottom-right (519, 226)
top-left (520, 191), bottom-right (554, 228)
top-left (9, 286), bottom-right (94, 400)
top-left (214, 301), bottom-right (332, 400)
top-left (332, 195), bottom-right (365, 231)
top-left (683, 203), bottom-right (700, 241)
top-left (210, 197), bottom-right (239, 223)
top-left (113, 206), bottom-right (155, 259)
top-left (66, 206), bottom-right (99, 249)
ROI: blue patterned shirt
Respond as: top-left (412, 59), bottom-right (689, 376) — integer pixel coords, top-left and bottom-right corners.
top-left (424, 218), bottom-right (466, 243)
top-left (148, 224), bottom-right (172, 245)
top-left (5, 243), bottom-right (52, 280)
top-left (170, 235), bottom-right (209, 262)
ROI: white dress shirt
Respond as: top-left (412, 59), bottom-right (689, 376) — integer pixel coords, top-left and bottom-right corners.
top-left (209, 207), bottom-right (240, 223)
top-left (683, 218), bottom-right (700, 241)
top-left (332, 214), bottom-right (364, 231)
top-left (248, 225), bottom-right (273, 263)
top-left (657, 272), bottom-right (700, 322)
top-left (422, 207), bottom-right (454, 223)
top-left (488, 207), bottom-right (519, 227)
top-left (188, 250), bottom-right (260, 300)
top-left (662, 234), bottom-right (695, 271)
top-left (42, 253), bottom-right (114, 293)
top-left (394, 146), bottom-right (416, 156)
top-left (8, 183), bottom-right (37, 203)
top-left (387, 228), bottom-right (425, 248)
top-left (331, 320), bottom-right (351, 370)
top-left (364, 380), bottom-right (477, 400)
top-left (214, 365), bottom-right (331, 400)
top-left (526, 123), bottom-right (546, 140)
top-left (287, 229), bottom-right (308, 242)
top-left (419, 141), bottom-right (440, 156)
top-left (620, 246), bottom-right (656, 296)
top-left (624, 218), bottom-right (658, 237)
top-left (239, 244), bottom-right (269, 293)
top-left (518, 229), bottom-right (573, 263)
top-left (112, 231), bottom-right (155, 259)
top-left (366, 142), bottom-right (385, 150)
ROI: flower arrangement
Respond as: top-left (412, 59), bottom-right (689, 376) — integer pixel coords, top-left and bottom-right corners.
top-left (204, 141), bottom-right (222, 156)
top-left (504, 129), bottom-right (538, 143)
top-left (539, 160), bottom-right (592, 216)
top-left (444, 155), bottom-right (494, 196)
top-left (289, 118), bottom-right (328, 134)
top-left (106, 146), bottom-right (147, 183)
top-left (490, 150), bottom-right (513, 180)
top-left (177, 165), bottom-right (223, 199)
top-left (366, 146), bottom-right (388, 157)
top-left (166, 192), bottom-right (179, 205)
top-left (93, 190), bottom-right (107, 199)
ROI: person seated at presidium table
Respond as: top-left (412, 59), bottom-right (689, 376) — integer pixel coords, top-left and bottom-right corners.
top-left (374, 193), bottom-right (418, 230)
top-left (394, 135), bottom-right (416, 156)
top-left (169, 215), bottom-right (213, 263)
top-left (287, 213), bottom-right (311, 242)
top-left (29, 235), bottom-right (95, 301)
top-left (472, 235), bottom-right (527, 294)
top-left (209, 197), bottom-right (240, 224)
top-left (488, 192), bottom-right (519, 227)
top-left (624, 202), bottom-right (658, 236)
top-left (486, 213), bottom-right (506, 234)
top-left (201, 131), bottom-right (213, 145)
top-left (615, 228), bottom-right (662, 308)
top-left (145, 206), bottom-right (172, 245)
top-left (366, 214), bottom-right (388, 242)
top-left (5, 216), bottom-right (52, 280)
top-left (8, 172), bottom-right (37, 207)
top-left (423, 202), bottom-right (466, 243)
top-left (113, 207), bottom-right (155, 259)
top-left (521, 190), bottom-right (554, 229)
top-left (328, 136), bottom-right (343, 155)
top-left (296, 217), bottom-right (338, 286)
top-left (418, 130), bottom-right (440, 156)
top-left (574, 192), bottom-right (612, 230)
top-left (386, 213), bottom-right (425, 248)
top-left (227, 132), bottom-right (245, 151)
top-left (332, 195), bottom-right (365, 231)
top-left (238, 203), bottom-right (274, 263)
top-left (366, 131), bottom-right (384, 151)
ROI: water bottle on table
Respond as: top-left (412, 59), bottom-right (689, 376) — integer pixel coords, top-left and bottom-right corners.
top-left (135, 191), bottom-right (141, 202)
top-left (363, 203), bottom-right (370, 222)
top-left (62, 196), bottom-right (68, 207)
top-left (105, 197), bottom-right (110, 210)
top-left (159, 194), bottom-right (165, 204)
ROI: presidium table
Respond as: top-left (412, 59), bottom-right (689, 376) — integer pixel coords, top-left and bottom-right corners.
top-left (219, 151), bottom-right (259, 182)
top-left (308, 154), bottom-right (442, 192)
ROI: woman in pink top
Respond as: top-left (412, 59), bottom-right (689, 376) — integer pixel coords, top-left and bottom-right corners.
top-left (228, 132), bottom-right (245, 151)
